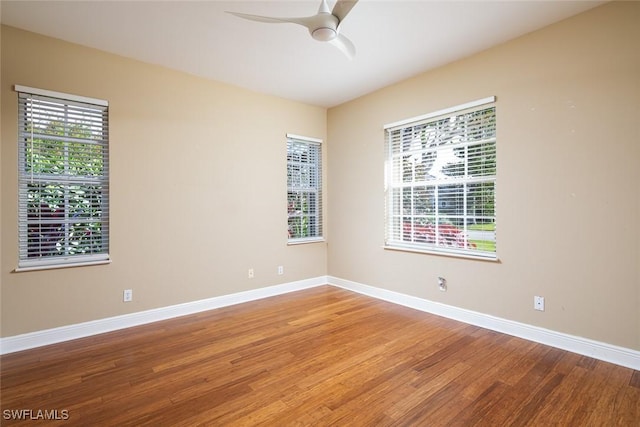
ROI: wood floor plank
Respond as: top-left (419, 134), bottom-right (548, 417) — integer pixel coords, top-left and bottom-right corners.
top-left (403, 381), bottom-right (470, 427)
top-left (631, 370), bottom-right (640, 388)
top-left (1, 285), bottom-right (638, 426)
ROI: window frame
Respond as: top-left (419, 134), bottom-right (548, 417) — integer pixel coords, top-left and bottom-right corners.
top-left (286, 133), bottom-right (324, 244)
top-left (383, 97), bottom-right (497, 260)
top-left (15, 85), bottom-right (110, 271)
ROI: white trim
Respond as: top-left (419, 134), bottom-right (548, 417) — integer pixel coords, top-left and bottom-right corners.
top-left (328, 276), bottom-right (640, 371)
top-left (286, 133), bottom-right (323, 144)
top-left (14, 85), bottom-right (108, 107)
top-left (0, 276), bottom-right (327, 355)
top-left (2, 275), bottom-right (638, 371)
top-left (288, 237), bottom-right (326, 245)
top-left (383, 245), bottom-right (498, 262)
top-left (16, 257), bottom-right (111, 273)
top-left (383, 96), bottom-right (496, 130)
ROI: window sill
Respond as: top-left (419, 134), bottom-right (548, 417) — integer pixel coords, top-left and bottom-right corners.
top-left (288, 237), bottom-right (325, 246)
top-left (14, 258), bottom-right (111, 273)
top-left (383, 245), bottom-right (499, 262)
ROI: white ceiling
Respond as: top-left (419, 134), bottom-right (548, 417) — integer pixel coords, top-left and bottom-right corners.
top-left (1, 0), bottom-right (604, 108)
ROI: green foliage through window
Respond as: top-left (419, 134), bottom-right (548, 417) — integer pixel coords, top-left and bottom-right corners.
top-left (17, 88), bottom-right (109, 267)
top-left (385, 99), bottom-right (497, 258)
top-left (287, 136), bottom-right (322, 241)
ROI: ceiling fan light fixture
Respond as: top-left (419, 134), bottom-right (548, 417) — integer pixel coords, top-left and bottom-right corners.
top-left (312, 27), bottom-right (337, 41)
top-left (227, 0), bottom-right (358, 58)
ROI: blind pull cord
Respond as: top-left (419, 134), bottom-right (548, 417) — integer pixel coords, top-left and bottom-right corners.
top-left (30, 99), bottom-right (34, 185)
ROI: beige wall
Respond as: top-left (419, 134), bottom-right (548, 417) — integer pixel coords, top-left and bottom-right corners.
top-left (1, 26), bottom-right (327, 337)
top-left (2, 2), bottom-right (639, 352)
top-left (327, 2), bottom-right (640, 350)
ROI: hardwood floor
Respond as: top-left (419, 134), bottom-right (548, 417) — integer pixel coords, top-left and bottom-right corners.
top-left (1, 285), bottom-right (638, 426)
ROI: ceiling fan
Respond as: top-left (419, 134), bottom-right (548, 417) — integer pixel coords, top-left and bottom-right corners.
top-left (227, 0), bottom-right (359, 59)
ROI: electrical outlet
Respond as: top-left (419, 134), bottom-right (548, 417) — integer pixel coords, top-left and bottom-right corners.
top-left (534, 296), bottom-right (545, 311)
top-left (248, 268), bottom-right (254, 279)
top-left (278, 266), bottom-right (284, 275)
top-left (123, 289), bottom-right (133, 302)
top-left (438, 277), bottom-right (447, 292)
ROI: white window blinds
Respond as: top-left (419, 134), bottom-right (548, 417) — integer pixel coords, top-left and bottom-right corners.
top-left (16, 86), bottom-right (110, 269)
top-left (287, 134), bottom-right (323, 243)
top-left (384, 97), bottom-right (497, 259)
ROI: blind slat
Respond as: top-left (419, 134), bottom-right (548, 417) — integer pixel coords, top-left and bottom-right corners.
top-left (287, 136), bottom-right (323, 242)
top-left (385, 101), bottom-right (496, 259)
top-left (16, 87), bottom-right (110, 268)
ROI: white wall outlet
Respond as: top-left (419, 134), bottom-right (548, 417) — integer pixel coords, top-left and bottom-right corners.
top-left (534, 296), bottom-right (545, 311)
top-left (248, 268), bottom-right (254, 279)
top-left (278, 265), bottom-right (284, 275)
top-left (123, 289), bottom-right (133, 302)
top-left (438, 277), bottom-right (447, 292)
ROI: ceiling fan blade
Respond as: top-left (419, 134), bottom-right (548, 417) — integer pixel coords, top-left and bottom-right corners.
top-left (226, 11), bottom-right (314, 29)
top-left (329, 33), bottom-right (356, 60)
top-left (332, 0), bottom-right (359, 26)
top-left (227, 1), bottom-right (358, 59)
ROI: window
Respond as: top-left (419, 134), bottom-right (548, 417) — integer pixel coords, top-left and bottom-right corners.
top-left (16, 86), bottom-right (110, 270)
top-left (287, 134), bottom-right (323, 243)
top-left (384, 97), bottom-right (496, 259)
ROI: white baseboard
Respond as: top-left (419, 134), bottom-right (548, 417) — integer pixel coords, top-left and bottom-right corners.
top-left (3, 275), bottom-right (639, 371)
top-left (328, 276), bottom-right (640, 371)
top-left (0, 276), bottom-right (327, 355)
